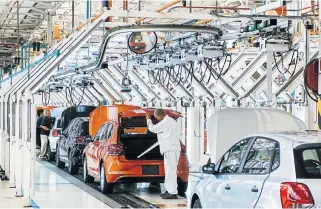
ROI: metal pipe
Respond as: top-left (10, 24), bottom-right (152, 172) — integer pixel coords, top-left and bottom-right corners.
top-left (266, 51), bottom-right (273, 105)
top-left (135, 0), bottom-right (181, 23)
top-left (72, 1), bottom-right (75, 28)
top-left (86, 0), bottom-right (91, 20)
top-left (168, 5), bottom-right (251, 12)
top-left (17, 1), bottom-right (20, 71)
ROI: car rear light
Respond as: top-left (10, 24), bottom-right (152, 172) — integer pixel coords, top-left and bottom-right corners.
top-left (280, 182), bottom-right (314, 208)
top-left (107, 144), bottom-right (124, 156)
top-left (52, 129), bottom-right (60, 137)
top-left (75, 136), bottom-right (85, 144)
top-left (180, 142), bottom-right (186, 155)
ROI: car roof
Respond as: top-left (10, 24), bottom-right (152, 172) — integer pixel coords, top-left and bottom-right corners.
top-left (248, 131), bottom-right (321, 147)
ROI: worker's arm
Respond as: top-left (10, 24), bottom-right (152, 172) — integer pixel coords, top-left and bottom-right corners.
top-left (41, 125), bottom-right (50, 131)
top-left (147, 119), bottom-right (164, 134)
top-left (41, 117), bottom-right (50, 131)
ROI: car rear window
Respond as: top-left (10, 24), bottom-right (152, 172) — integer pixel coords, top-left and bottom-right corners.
top-left (56, 119), bottom-right (62, 128)
top-left (80, 121), bottom-right (89, 136)
top-left (294, 145), bottom-right (321, 179)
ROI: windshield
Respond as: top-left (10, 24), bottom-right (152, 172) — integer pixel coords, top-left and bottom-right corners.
top-left (294, 145), bottom-right (321, 179)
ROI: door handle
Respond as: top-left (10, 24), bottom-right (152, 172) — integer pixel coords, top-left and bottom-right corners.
top-left (251, 186), bottom-right (259, 193)
top-left (225, 185), bottom-right (231, 190)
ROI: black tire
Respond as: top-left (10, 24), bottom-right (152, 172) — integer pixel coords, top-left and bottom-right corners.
top-left (68, 151), bottom-right (79, 175)
top-left (178, 181), bottom-right (188, 194)
top-left (46, 143), bottom-right (55, 161)
top-left (192, 199), bottom-right (202, 208)
top-left (100, 163), bottom-right (114, 194)
top-left (55, 145), bottom-right (65, 168)
top-left (83, 157), bottom-right (94, 183)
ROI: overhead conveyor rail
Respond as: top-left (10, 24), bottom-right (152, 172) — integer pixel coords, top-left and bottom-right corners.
top-left (1, 11), bottom-right (110, 101)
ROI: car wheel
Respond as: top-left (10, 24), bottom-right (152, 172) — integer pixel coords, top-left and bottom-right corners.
top-left (192, 199), bottom-right (202, 208)
top-left (83, 157), bottom-right (94, 183)
top-left (178, 180), bottom-right (188, 194)
top-left (68, 151), bottom-right (79, 175)
top-left (100, 163), bottom-right (114, 194)
top-left (46, 143), bottom-right (55, 161)
top-left (55, 145), bottom-right (65, 168)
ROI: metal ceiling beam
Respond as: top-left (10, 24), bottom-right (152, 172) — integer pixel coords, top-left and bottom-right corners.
top-left (0, 12), bottom-right (43, 15)
top-left (0, 24), bottom-right (37, 27)
top-left (33, 1), bottom-right (54, 8)
top-left (18, 6), bottom-right (53, 10)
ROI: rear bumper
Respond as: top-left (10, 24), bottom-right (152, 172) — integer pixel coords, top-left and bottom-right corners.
top-left (48, 136), bottom-right (59, 152)
top-left (72, 146), bottom-right (86, 166)
top-left (103, 155), bottom-right (189, 183)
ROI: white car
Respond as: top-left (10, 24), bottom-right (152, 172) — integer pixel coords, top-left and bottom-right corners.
top-left (47, 116), bottom-right (62, 161)
top-left (47, 107), bottom-right (65, 161)
top-left (190, 131), bottom-right (321, 208)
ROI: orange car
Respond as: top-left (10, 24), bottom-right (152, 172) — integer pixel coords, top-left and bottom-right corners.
top-left (82, 105), bottom-right (189, 194)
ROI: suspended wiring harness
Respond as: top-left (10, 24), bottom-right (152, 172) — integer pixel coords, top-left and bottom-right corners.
top-left (273, 49), bottom-right (299, 79)
top-left (64, 76), bottom-right (87, 106)
top-left (147, 53), bottom-right (232, 88)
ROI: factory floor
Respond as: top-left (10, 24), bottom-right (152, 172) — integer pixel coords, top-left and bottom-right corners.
top-left (0, 161), bottom-right (201, 208)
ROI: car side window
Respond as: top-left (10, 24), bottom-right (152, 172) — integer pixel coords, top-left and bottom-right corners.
top-left (101, 123), bottom-right (113, 140)
top-left (63, 119), bottom-right (75, 135)
top-left (106, 123), bottom-right (113, 139)
top-left (70, 119), bottom-right (80, 136)
top-left (218, 138), bottom-right (251, 174)
top-left (242, 137), bottom-right (278, 174)
top-left (93, 125), bottom-right (105, 141)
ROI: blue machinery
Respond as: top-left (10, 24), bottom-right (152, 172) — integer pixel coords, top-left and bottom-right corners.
top-left (0, 49), bottom-right (60, 87)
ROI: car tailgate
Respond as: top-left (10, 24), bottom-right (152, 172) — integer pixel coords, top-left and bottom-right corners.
top-left (294, 143), bottom-right (321, 207)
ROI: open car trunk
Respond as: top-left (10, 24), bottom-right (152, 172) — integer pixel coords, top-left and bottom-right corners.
top-left (120, 134), bottom-right (163, 160)
top-left (120, 116), bottom-right (163, 160)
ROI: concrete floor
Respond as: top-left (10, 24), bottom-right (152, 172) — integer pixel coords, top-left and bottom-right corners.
top-left (0, 161), bottom-right (201, 208)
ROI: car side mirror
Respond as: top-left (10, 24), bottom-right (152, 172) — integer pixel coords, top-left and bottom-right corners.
top-left (202, 163), bottom-right (216, 175)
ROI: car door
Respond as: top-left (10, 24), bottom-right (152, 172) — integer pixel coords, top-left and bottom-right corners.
top-left (86, 124), bottom-right (107, 176)
top-left (201, 138), bottom-right (252, 208)
top-left (229, 137), bottom-right (278, 208)
top-left (100, 122), bottom-right (115, 157)
top-left (66, 119), bottom-right (82, 157)
top-left (58, 119), bottom-right (74, 159)
top-left (62, 119), bottom-right (80, 160)
top-left (94, 123), bottom-right (112, 173)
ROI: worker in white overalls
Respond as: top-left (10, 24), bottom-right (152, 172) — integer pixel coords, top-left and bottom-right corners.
top-left (146, 109), bottom-right (181, 199)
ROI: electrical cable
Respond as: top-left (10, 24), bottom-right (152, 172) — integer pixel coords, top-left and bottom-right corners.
top-left (273, 49), bottom-right (299, 79)
top-left (198, 60), bottom-right (208, 83)
top-left (76, 86), bottom-right (86, 106)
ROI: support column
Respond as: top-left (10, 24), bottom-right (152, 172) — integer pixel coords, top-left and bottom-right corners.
top-left (3, 100), bottom-right (9, 178)
top-left (267, 51), bottom-right (273, 105)
top-left (22, 97), bottom-right (31, 206)
top-left (14, 99), bottom-right (22, 197)
top-left (9, 100), bottom-right (15, 188)
top-left (304, 23), bottom-right (310, 66)
top-left (47, 14), bottom-right (52, 46)
top-left (186, 101), bottom-right (202, 172)
top-left (30, 101), bottom-right (36, 199)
